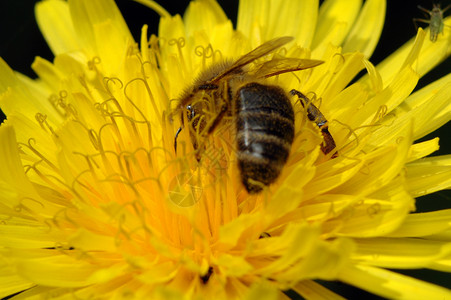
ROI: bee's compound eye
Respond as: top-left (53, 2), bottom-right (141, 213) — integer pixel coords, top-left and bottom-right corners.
top-left (186, 105), bottom-right (195, 119)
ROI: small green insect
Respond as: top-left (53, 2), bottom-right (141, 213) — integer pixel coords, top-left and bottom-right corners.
top-left (413, 3), bottom-right (451, 42)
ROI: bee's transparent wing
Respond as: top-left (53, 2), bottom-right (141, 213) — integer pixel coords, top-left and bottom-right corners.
top-left (254, 57), bottom-right (324, 78)
top-left (209, 36), bottom-right (294, 83)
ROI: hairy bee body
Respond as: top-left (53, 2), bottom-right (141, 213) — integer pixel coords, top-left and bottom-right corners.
top-left (235, 83), bottom-right (294, 193)
top-left (175, 37), bottom-right (335, 194)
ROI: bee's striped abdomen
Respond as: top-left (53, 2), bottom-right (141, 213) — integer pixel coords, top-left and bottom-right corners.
top-left (235, 83), bottom-right (295, 193)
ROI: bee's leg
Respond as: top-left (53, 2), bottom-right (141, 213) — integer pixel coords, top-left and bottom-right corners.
top-left (174, 126), bottom-right (182, 152)
top-left (174, 109), bottom-right (187, 153)
top-left (181, 103), bottom-right (229, 161)
top-left (207, 102), bottom-right (228, 134)
top-left (290, 89), bottom-right (337, 157)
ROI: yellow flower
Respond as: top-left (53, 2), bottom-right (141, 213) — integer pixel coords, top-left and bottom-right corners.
top-left (1, 0), bottom-right (451, 299)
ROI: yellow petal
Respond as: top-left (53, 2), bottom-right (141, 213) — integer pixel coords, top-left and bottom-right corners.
top-left (312, 0), bottom-right (362, 50)
top-left (375, 17), bottom-right (451, 84)
top-left (334, 178), bottom-right (414, 237)
top-left (215, 254), bottom-right (254, 277)
top-left (0, 59), bottom-right (61, 123)
top-left (184, 0), bottom-right (228, 36)
top-left (158, 15), bottom-right (191, 83)
top-left (431, 260), bottom-right (451, 273)
top-left (326, 82), bottom-right (369, 124)
top-left (14, 72), bottom-right (51, 103)
top-left (35, 0), bottom-right (80, 55)
top-left (353, 237), bottom-right (451, 268)
top-left (69, 228), bottom-right (117, 252)
top-left (252, 228), bottom-right (341, 278)
top-left (372, 74), bottom-right (451, 144)
top-left (388, 210), bottom-right (451, 238)
top-left (68, 0), bottom-right (133, 73)
top-left (16, 255), bottom-right (98, 287)
top-left (354, 66), bottom-right (419, 132)
top-left (411, 82), bottom-right (451, 139)
top-left (0, 225), bottom-right (63, 249)
top-left (0, 267), bottom-right (34, 300)
top-left (0, 126), bottom-right (36, 196)
top-left (295, 280), bottom-right (346, 300)
top-left (406, 155), bottom-right (451, 197)
top-left (237, 0), bottom-right (318, 47)
top-left (407, 138), bottom-right (440, 162)
top-left (32, 57), bottom-right (65, 90)
top-left (334, 121), bottom-right (412, 197)
top-left (133, 0), bottom-right (170, 18)
top-left (321, 52), bottom-right (366, 105)
top-left (338, 264), bottom-right (451, 299)
top-left (1, 114), bottom-right (59, 187)
top-left (218, 213), bottom-right (262, 249)
top-left (342, 0), bottom-right (386, 58)
top-left (275, 238), bottom-right (354, 281)
top-left (244, 282), bottom-right (278, 300)
top-left (137, 262), bottom-right (178, 284)
top-left (361, 58), bottom-right (383, 92)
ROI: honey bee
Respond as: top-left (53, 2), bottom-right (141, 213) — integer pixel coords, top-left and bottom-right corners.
top-left (175, 36), bottom-right (337, 193)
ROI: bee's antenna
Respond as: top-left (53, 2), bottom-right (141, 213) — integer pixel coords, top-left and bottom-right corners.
top-left (174, 127), bottom-right (182, 152)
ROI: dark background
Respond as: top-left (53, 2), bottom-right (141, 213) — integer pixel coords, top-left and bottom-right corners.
top-left (0, 1), bottom-right (450, 299)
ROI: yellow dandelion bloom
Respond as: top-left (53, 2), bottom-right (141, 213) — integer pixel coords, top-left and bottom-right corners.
top-left (1, 0), bottom-right (451, 299)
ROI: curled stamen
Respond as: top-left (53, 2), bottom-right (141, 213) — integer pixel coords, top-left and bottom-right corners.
top-left (88, 56), bottom-right (101, 71)
top-left (115, 214), bottom-right (130, 245)
top-left (14, 197), bottom-right (44, 216)
top-left (51, 208), bottom-right (79, 229)
top-left (331, 53), bottom-right (346, 75)
top-left (59, 90), bottom-right (68, 100)
top-left (104, 77), bottom-right (124, 94)
top-left (0, 218), bottom-right (10, 225)
top-left (124, 78), bottom-right (156, 124)
top-left (19, 197), bottom-right (45, 210)
top-left (127, 44), bottom-right (139, 57)
top-left (168, 37), bottom-right (185, 48)
top-left (194, 45), bottom-right (213, 58)
top-left (35, 113), bottom-right (56, 136)
top-left (213, 49), bottom-right (223, 63)
top-left (95, 97), bottom-right (128, 126)
top-left (135, 0), bottom-right (171, 18)
top-left (359, 161), bottom-right (372, 176)
top-left (168, 37), bottom-right (187, 75)
top-left (18, 138), bottom-right (58, 171)
top-left (367, 202), bottom-right (381, 217)
top-left (67, 104), bottom-right (78, 118)
top-left (71, 169), bottom-right (100, 201)
top-left (330, 119), bottom-right (361, 155)
top-left (23, 161), bottom-right (44, 174)
top-left (72, 152), bottom-right (100, 179)
top-left (88, 129), bottom-right (100, 150)
top-left (95, 99), bottom-right (116, 116)
top-left (195, 44), bottom-right (214, 69)
top-left (56, 95), bottom-right (78, 118)
top-left (276, 46), bottom-right (288, 56)
top-left (371, 105), bottom-right (388, 124)
top-left (148, 34), bottom-right (162, 66)
top-left (43, 218), bottom-right (54, 232)
top-left (48, 93), bottom-right (67, 118)
top-left (396, 136), bottom-right (405, 144)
